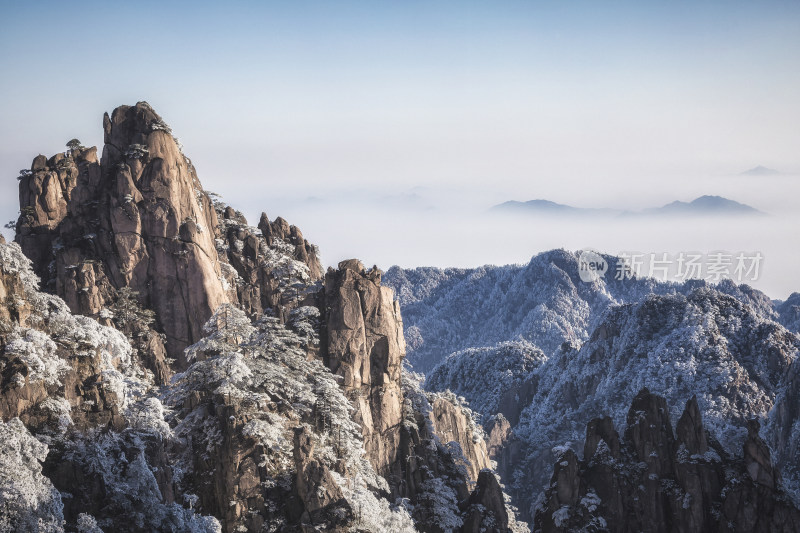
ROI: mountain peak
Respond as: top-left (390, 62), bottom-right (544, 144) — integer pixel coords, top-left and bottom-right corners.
top-left (492, 195), bottom-right (763, 217)
top-left (13, 102), bottom-right (325, 367)
top-left (653, 195), bottom-right (762, 215)
top-left (742, 165), bottom-right (780, 176)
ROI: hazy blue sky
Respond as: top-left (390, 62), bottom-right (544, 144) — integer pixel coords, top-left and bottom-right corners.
top-left (1, 1), bottom-right (799, 296)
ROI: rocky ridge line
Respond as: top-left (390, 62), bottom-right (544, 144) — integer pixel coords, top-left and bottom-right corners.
top-left (534, 388), bottom-right (800, 532)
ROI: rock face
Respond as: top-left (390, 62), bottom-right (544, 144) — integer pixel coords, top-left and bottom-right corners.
top-left (767, 355), bottom-right (800, 496)
top-left (487, 414), bottom-right (512, 460)
top-left (214, 206), bottom-right (324, 322)
top-left (534, 388), bottom-right (800, 533)
top-left (430, 394), bottom-right (493, 483)
top-left (292, 426), bottom-right (352, 530)
top-left (15, 102), bottom-right (227, 366)
top-left (322, 260), bottom-right (405, 480)
top-left (0, 242), bottom-right (129, 433)
top-left (14, 102), bottom-right (325, 371)
top-left (462, 470), bottom-right (510, 532)
top-left (397, 372), bottom-right (528, 532)
top-left (321, 260), bottom-right (522, 530)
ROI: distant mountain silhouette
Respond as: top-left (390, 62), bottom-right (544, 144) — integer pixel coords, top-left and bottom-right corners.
top-left (491, 199), bottom-right (617, 216)
top-left (492, 195), bottom-right (763, 216)
top-left (644, 195), bottom-right (763, 216)
top-left (742, 165), bottom-right (780, 176)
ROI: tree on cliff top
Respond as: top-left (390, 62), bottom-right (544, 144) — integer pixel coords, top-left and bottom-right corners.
top-left (66, 138), bottom-right (84, 150)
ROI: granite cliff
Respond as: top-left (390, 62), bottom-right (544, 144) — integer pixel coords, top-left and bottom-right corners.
top-left (1, 102), bottom-right (522, 532)
top-left (534, 389), bottom-right (800, 532)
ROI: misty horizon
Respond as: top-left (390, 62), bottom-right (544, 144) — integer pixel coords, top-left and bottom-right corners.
top-left (1, 1), bottom-right (798, 298)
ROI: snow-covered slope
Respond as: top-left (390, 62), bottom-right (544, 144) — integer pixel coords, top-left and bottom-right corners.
top-left (385, 250), bottom-right (794, 375)
top-left (385, 250), bottom-right (679, 374)
top-left (0, 241), bottom-right (222, 531)
top-left (512, 288), bottom-right (799, 513)
top-left (387, 252), bottom-right (800, 523)
top-left (426, 341), bottom-right (547, 424)
top-left (776, 292), bottom-right (800, 333)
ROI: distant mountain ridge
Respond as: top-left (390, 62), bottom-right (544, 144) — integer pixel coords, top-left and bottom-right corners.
top-left (491, 199), bottom-right (616, 216)
top-left (492, 195), bottom-right (763, 216)
top-left (742, 165), bottom-right (781, 176)
top-left (642, 194), bottom-right (763, 215)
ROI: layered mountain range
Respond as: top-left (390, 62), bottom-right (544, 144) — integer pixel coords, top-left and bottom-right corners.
top-left (491, 195), bottom-right (763, 216)
top-left (385, 253), bottom-right (800, 526)
top-left (0, 103), bottom-right (526, 532)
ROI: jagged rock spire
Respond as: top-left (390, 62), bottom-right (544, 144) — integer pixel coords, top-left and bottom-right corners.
top-left (535, 389), bottom-right (800, 533)
top-left (15, 102), bottom-right (227, 367)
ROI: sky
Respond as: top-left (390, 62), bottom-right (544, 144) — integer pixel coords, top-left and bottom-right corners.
top-left (1, 0), bottom-right (799, 297)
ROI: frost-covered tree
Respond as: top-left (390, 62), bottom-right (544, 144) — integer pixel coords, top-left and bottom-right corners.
top-left (211, 304), bottom-right (252, 346)
top-left (61, 430), bottom-right (221, 532)
top-left (184, 304), bottom-right (254, 362)
top-left (108, 287), bottom-right (155, 331)
top-left (164, 303), bottom-right (422, 531)
top-left (76, 513), bottom-right (103, 533)
top-left (0, 418), bottom-right (64, 533)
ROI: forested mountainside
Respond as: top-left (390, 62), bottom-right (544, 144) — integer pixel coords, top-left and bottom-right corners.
top-left (0, 102), bottom-right (526, 533)
top-left (384, 255), bottom-right (796, 375)
top-left (386, 257), bottom-right (800, 525)
top-left (385, 253), bottom-right (675, 375)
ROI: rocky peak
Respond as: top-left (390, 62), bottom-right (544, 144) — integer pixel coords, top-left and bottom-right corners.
top-left (584, 415), bottom-right (620, 461)
top-left (534, 388), bottom-right (800, 533)
top-left (320, 260), bottom-right (520, 530)
top-left (487, 414), bottom-right (512, 460)
top-left (15, 102), bottom-right (226, 368)
top-left (13, 102), bottom-right (326, 373)
top-left (745, 418), bottom-right (778, 489)
top-left (676, 394), bottom-right (708, 455)
top-left (214, 205), bottom-right (323, 322)
top-left (548, 447), bottom-right (581, 509)
top-left (258, 212), bottom-right (323, 280)
top-left (623, 387), bottom-right (675, 476)
top-left (322, 259), bottom-right (405, 480)
top-left (462, 470), bottom-right (510, 532)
